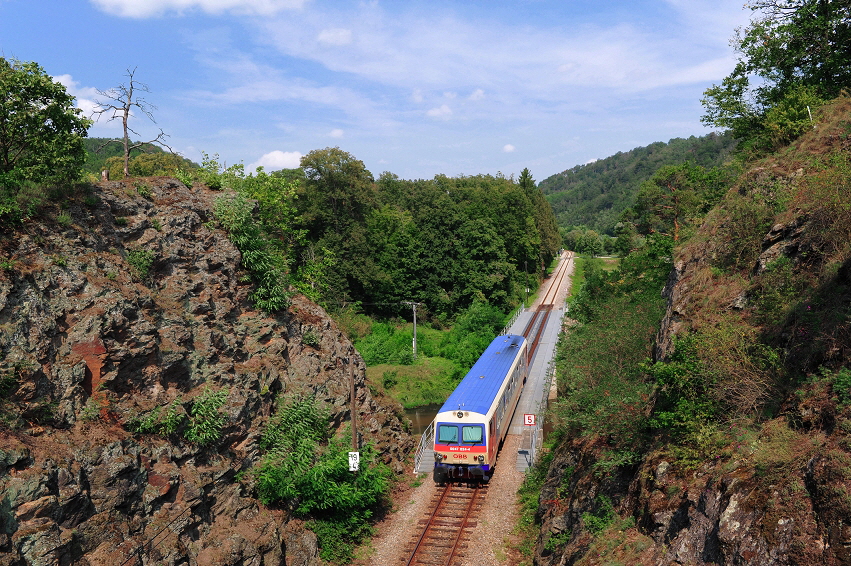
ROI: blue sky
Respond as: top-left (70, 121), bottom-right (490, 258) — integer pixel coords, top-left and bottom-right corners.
top-left (1, 0), bottom-right (751, 181)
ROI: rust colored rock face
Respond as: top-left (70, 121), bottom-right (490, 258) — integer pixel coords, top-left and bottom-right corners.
top-left (0, 177), bottom-right (412, 565)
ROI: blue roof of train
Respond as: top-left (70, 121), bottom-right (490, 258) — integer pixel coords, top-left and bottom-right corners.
top-left (438, 334), bottom-right (526, 416)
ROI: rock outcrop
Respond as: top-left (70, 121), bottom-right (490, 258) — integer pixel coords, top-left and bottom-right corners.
top-left (534, 99), bottom-right (851, 565)
top-left (0, 178), bottom-right (412, 565)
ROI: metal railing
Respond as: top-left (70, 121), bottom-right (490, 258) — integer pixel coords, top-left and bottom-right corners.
top-left (413, 421), bottom-right (434, 474)
top-left (502, 306), bottom-right (523, 336)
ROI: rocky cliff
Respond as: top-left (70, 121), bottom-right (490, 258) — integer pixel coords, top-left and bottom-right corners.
top-left (534, 98), bottom-right (851, 565)
top-left (0, 178), bottom-right (412, 565)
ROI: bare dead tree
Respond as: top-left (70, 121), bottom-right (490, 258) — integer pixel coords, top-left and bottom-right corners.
top-left (91, 67), bottom-right (174, 178)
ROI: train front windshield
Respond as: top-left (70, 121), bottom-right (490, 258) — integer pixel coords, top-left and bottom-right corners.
top-left (437, 424), bottom-right (484, 445)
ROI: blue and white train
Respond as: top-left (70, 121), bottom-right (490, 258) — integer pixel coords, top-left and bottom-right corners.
top-left (432, 334), bottom-right (528, 484)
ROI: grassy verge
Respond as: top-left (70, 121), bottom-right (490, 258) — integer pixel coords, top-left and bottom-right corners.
top-left (366, 356), bottom-right (463, 408)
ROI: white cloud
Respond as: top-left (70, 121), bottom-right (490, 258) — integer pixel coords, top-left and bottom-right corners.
top-left (329, 128), bottom-right (344, 138)
top-left (426, 104), bottom-right (452, 118)
top-left (503, 144), bottom-right (515, 153)
top-left (317, 28), bottom-right (352, 46)
top-left (412, 89), bottom-right (424, 103)
top-left (443, 92), bottom-right (457, 99)
top-left (90, 0), bottom-right (306, 18)
top-left (585, 158), bottom-right (599, 165)
top-left (248, 150), bottom-right (303, 171)
top-left (54, 74), bottom-right (123, 131)
top-left (253, 2), bottom-right (745, 103)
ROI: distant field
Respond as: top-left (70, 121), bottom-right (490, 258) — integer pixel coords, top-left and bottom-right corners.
top-left (570, 256), bottom-right (620, 291)
top-left (366, 353), bottom-right (463, 408)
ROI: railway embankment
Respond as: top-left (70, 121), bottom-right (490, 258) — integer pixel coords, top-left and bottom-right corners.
top-left (0, 178), bottom-right (412, 565)
top-left (532, 98), bottom-right (851, 565)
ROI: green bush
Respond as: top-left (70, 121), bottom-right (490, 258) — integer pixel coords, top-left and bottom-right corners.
top-left (256, 396), bottom-right (391, 564)
top-left (214, 193), bottom-right (292, 312)
top-left (834, 368), bottom-right (851, 405)
top-left (582, 495), bottom-right (617, 534)
top-left (129, 399), bottom-right (184, 436)
top-left (135, 181), bottom-right (153, 199)
top-left (645, 333), bottom-right (717, 436)
top-left (184, 387), bottom-right (228, 446)
top-left (126, 248), bottom-right (154, 279)
top-left (553, 239), bottom-right (669, 458)
top-left (174, 168), bottom-right (193, 188)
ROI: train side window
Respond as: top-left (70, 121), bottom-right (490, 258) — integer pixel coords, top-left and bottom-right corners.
top-left (462, 425), bottom-right (483, 444)
top-left (437, 424), bottom-right (459, 444)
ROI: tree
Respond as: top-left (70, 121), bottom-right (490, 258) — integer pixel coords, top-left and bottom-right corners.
top-left (91, 68), bottom-right (173, 178)
top-left (634, 164), bottom-right (713, 242)
top-left (702, 0), bottom-right (851, 150)
top-left (299, 147), bottom-right (375, 237)
top-left (0, 58), bottom-right (90, 186)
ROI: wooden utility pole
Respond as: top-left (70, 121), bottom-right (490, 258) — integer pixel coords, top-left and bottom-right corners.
top-left (349, 357), bottom-right (358, 452)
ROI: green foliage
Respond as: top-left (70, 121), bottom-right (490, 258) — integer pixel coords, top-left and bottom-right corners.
top-left (0, 369), bottom-right (17, 398)
top-left (214, 193), bottom-right (292, 312)
top-left (83, 138), bottom-right (198, 178)
top-left (554, 240), bottom-right (670, 456)
top-left (126, 248), bottom-right (154, 279)
top-left (833, 368), bottom-right (851, 405)
top-left (645, 333), bottom-right (718, 436)
top-left (184, 387), bottom-right (228, 446)
top-left (256, 396), bottom-right (391, 564)
top-left (56, 212), bottom-right (72, 227)
top-left (545, 529), bottom-right (572, 552)
top-left (437, 300), bottom-right (505, 368)
top-left (302, 328), bottom-right (320, 348)
top-left (539, 133), bottom-right (737, 235)
top-left (582, 494), bottom-right (616, 534)
top-left (293, 159), bottom-right (558, 319)
top-left (381, 371), bottom-right (398, 389)
top-left (174, 168), bottom-right (193, 188)
top-left (701, 0), bottom-right (846, 152)
top-left (199, 152), bottom-right (223, 189)
top-left (562, 227), bottom-right (605, 256)
top-left (135, 181), bottom-right (152, 199)
top-left (129, 399), bottom-right (184, 436)
top-left (0, 58), bottom-right (90, 188)
top-left (79, 397), bottom-right (101, 422)
top-left (633, 163), bottom-right (732, 242)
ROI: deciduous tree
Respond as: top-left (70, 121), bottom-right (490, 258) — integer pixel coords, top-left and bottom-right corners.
top-left (0, 58), bottom-right (90, 186)
top-left (701, 0), bottom-right (851, 150)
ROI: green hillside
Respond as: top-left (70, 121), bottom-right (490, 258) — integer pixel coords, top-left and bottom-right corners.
top-left (83, 137), bottom-right (198, 178)
top-left (539, 132), bottom-right (737, 234)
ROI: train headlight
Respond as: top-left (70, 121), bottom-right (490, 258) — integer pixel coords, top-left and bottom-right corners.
top-left (456, 411), bottom-right (464, 418)
top-left (477, 455), bottom-right (484, 463)
top-left (434, 453), bottom-right (442, 462)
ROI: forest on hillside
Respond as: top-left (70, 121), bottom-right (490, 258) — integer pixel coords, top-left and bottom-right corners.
top-left (539, 132), bottom-right (738, 235)
top-left (204, 152), bottom-right (561, 323)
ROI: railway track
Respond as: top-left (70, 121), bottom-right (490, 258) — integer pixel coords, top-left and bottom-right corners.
top-left (522, 252), bottom-right (571, 358)
top-left (402, 253), bottom-right (571, 565)
top-left (402, 483), bottom-right (486, 566)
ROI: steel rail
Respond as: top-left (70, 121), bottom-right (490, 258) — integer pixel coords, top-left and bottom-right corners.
top-left (405, 484), bottom-right (455, 566)
top-left (443, 484), bottom-right (482, 566)
top-left (405, 484), bottom-right (484, 566)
